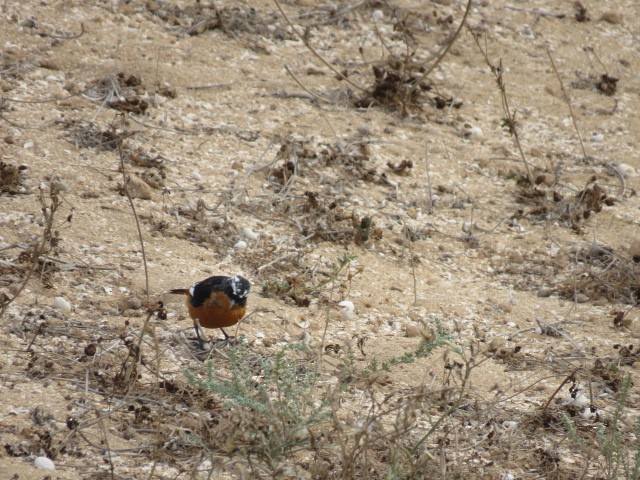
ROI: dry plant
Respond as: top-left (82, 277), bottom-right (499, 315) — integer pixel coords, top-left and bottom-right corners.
top-left (181, 321), bottom-right (471, 478)
top-left (274, 0), bottom-right (469, 117)
top-left (0, 182), bottom-right (70, 319)
top-left (470, 29), bottom-right (534, 185)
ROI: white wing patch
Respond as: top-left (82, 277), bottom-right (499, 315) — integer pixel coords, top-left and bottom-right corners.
top-left (189, 283), bottom-right (196, 296)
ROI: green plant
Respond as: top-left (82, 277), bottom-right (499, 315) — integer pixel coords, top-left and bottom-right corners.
top-left (185, 343), bottom-right (330, 471)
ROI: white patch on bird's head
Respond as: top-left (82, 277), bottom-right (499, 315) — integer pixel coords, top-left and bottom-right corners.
top-left (230, 275), bottom-right (250, 299)
top-left (188, 284), bottom-right (196, 297)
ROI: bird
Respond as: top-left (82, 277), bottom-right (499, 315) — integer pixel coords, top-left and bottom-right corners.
top-left (169, 275), bottom-right (251, 342)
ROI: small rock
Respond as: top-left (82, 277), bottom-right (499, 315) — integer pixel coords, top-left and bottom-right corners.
top-left (502, 421), bottom-right (518, 430)
top-left (34, 456), bottom-right (55, 470)
top-left (52, 296), bottom-right (71, 312)
top-left (242, 227), bottom-right (259, 241)
top-left (574, 293), bottom-right (590, 303)
top-left (600, 12), bottom-right (623, 24)
top-left (617, 163), bottom-right (637, 178)
top-left (338, 300), bottom-right (354, 320)
top-left (465, 125), bottom-right (483, 139)
top-left (233, 240), bottom-right (247, 249)
top-left (191, 171), bottom-right (202, 181)
top-left (125, 175), bottom-right (153, 200)
top-left (530, 147), bottom-right (542, 158)
top-left (508, 251), bottom-right (524, 264)
top-left (404, 324), bottom-right (421, 338)
top-left (535, 173), bottom-right (555, 186)
top-left (371, 9), bottom-right (384, 22)
top-left (127, 297), bottom-right (143, 310)
top-left (589, 132), bottom-right (604, 143)
top-left (537, 287), bottom-right (552, 298)
top-left (487, 337), bottom-right (504, 352)
top-left (23, 141), bottom-right (34, 149)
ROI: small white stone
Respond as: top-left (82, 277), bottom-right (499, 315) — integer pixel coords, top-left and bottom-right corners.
top-left (589, 132), bottom-right (604, 143)
top-left (233, 240), bottom-right (247, 249)
top-left (34, 456), bottom-right (55, 470)
top-left (371, 9), bottom-right (384, 22)
top-left (338, 300), bottom-right (355, 320)
top-left (242, 227), bottom-right (259, 241)
top-left (23, 141), bottom-right (34, 149)
top-left (617, 163), bottom-right (637, 178)
top-left (502, 421), bottom-right (518, 430)
top-left (191, 171), bottom-right (202, 181)
top-left (52, 296), bottom-right (71, 312)
top-left (466, 126), bottom-right (483, 138)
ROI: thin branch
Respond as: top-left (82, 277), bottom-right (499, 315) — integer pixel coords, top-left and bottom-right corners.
top-left (273, 0), bottom-right (368, 93)
top-left (547, 49), bottom-right (588, 162)
top-left (117, 141), bottom-right (150, 298)
top-left (408, 0), bottom-right (473, 95)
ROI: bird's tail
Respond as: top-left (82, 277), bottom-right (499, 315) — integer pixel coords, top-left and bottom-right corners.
top-left (168, 288), bottom-right (189, 295)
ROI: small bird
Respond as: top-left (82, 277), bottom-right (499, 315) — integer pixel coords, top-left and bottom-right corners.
top-left (169, 275), bottom-right (251, 342)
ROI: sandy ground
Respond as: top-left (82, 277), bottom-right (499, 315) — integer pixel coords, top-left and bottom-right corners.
top-left (1, 0), bottom-right (640, 478)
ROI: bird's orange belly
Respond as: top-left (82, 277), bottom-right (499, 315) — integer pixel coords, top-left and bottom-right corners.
top-left (186, 297), bottom-right (246, 329)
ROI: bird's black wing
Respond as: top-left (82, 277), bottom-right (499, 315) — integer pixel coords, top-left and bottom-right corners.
top-left (189, 276), bottom-right (230, 307)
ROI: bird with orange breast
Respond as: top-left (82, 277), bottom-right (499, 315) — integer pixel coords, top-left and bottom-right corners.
top-left (169, 275), bottom-right (250, 342)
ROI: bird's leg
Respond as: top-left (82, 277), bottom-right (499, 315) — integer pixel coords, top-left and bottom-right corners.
top-left (193, 318), bottom-right (210, 349)
top-left (216, 328), bottom-right (236, 346)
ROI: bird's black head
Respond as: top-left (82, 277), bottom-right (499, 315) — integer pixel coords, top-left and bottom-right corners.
top-left (226, 275), bottom-right (251, 306)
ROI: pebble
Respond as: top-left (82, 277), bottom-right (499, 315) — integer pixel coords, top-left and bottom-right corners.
top-left (617, 163), bottom-right (637, 178)
top-left (465, 126), bottom-right (483, 139)
top-left (23, 141), bottom-right (34, 149)
top-left (535, 173), bottom-right (555, 186)
top-left (589, 132), bottom-right (604, 143)
top-left (502, 421), bottom-right (518, 430)
top-left (191, 171), bottom-right (202, 181)
top-left (127, 297), bottom-right (143, 310)
top-left (52, 296), bottom-right (71, 312)
top-left (404, 324), bottom-right (421, 338)
top-left (242, 227), bottom-right (259, 241)
top-left (574, 293), bottom-right (590, 303)
top-left (233, 240), bottom-right (247, 249)
top-left (34, 456), bottom-right (55, 470)
top-left (338, 300), bottom-right (354, 320)
top-left (537, 287), bottom-right (552, 298)
top-left (371, 9), bottom-right (384, 22)
top-left (125, 175), bottom-right (153, 200)
top-left (600, 12), bottom-right (623, 24)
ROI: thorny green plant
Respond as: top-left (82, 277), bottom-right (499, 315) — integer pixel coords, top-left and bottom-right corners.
top-left (185, 342), bottom-right (330, 473)
top-left (365, 320), bottom-right (453, 375)
top-left (183, 321), bottom-right (460, 478)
